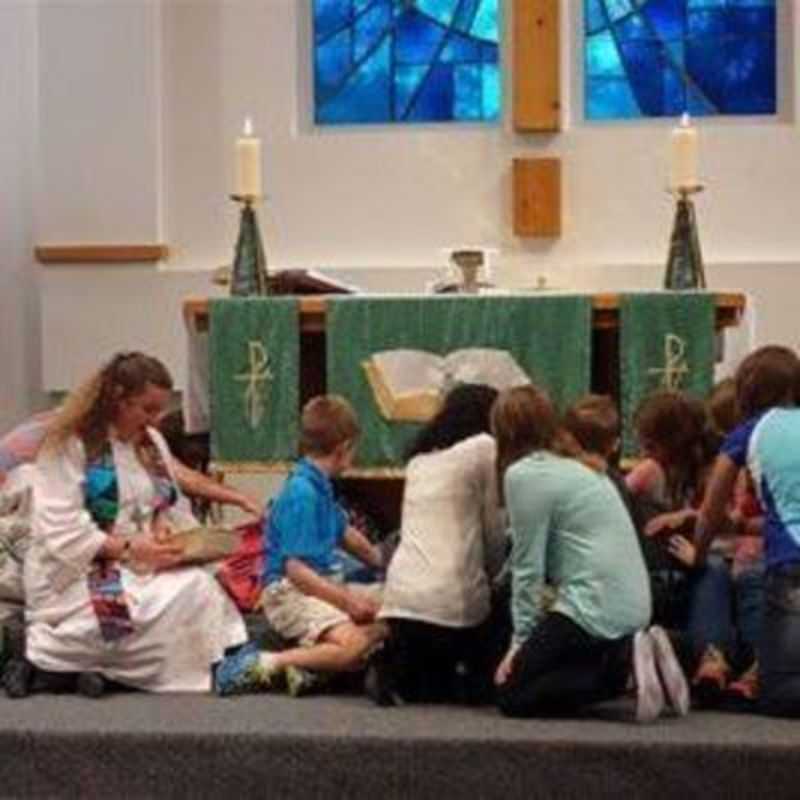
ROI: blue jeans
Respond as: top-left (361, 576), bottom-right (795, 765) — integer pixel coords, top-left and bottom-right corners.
top-left (735, 563), bottom-right (765, 654)
top-left (687, 555), bottom-right (734, 655)
top-left (760, 563), bottom-right (800, 717)
top-left (686, 555), bottom-right (765, 661)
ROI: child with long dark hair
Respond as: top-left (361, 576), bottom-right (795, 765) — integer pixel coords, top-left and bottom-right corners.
top-left (640, 382), bottom-right (765, 707)
top-left (367, 384), bottom-right (507, 705)
top-left (626, 391), bottom-right (720, 643)
top-left (491, 385), bottom-right (688, 721)
top-left (627, 391), bottom-right (711, 511)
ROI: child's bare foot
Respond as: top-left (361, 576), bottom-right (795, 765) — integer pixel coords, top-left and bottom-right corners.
top-left (727, 660), bottom-right (759, 702)
top-left (692, 645), bottom-right (731, 708)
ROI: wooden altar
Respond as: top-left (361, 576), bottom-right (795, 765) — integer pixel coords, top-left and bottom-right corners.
top-left (184, 291), bottom-right (745, 400)
top-left (183, 292), bottom-right (746, 530)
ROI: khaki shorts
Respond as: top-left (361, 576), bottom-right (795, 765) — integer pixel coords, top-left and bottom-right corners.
top-left (261, 579), bottom-right (383, 646)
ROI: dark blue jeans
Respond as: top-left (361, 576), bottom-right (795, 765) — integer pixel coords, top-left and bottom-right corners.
top-left (687, 556), bottom-right (734, 655)
top-left (686, 555), bottom-right (764, 661)
top-left (736, 564), bottom-right (765, 654)
top-left (760, 563), bottom-right (800, 717)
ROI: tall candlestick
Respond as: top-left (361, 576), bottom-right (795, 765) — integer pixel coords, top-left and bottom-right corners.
top-left (670, 112), bottom-right (698, 191)
top-left (235, 117), bottom-right (262, 199)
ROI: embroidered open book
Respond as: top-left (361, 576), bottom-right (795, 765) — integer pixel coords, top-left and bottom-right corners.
top-left (363, 347), bottom-right (530, 423)
top-left (167, 527), bottom-right (241, 565)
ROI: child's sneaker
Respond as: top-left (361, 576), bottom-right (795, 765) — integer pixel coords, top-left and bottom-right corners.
top-left (692, 644), bottom-right (730, 707)
top-left (649, 626), bottom-right (690, 716)
top-left (285, 665), bottom-right (325, 698)
top-left (214, 642), bottom-right (284, 697)
top-left (633, 630), bottom-right (664, 723)
top-left (728, 660), bottom-right (759, 702)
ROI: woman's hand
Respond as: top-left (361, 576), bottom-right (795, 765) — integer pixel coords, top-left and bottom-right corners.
top-left (667, 535), bottom-right (697, 567)
top-left (129, 535), bottom-right (185, 572)
top-left (494, 645), bottom-right (519, 686)
top-left (151, 514), bottom-right (175, 544)
top-left (233, 493), bottom-right (261, 517)
top-left (644, 509), bottom-right (696, 538)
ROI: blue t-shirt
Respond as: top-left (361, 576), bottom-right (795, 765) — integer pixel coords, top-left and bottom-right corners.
top-left (263, 458), bottom-right (347, 585)
top-left (721, 408), bottom-right (800, 569)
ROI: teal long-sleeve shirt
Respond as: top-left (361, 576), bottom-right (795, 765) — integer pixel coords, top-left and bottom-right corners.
top-left (505, 451), bottom-right (651, 647)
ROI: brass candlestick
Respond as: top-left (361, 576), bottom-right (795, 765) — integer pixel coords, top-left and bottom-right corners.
top-left (229, 193), bottom-right (269, 297)
top-left (664, 184), bottom-right (707, 291)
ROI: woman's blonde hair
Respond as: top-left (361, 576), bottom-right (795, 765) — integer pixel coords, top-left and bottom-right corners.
top-left (491, 384), bottom-right (593, 497)
top-left (43, 352), bottom-right (172, 460)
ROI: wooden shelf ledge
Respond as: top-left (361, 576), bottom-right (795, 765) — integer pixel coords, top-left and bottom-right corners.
top-left (35, 244), bottom-right (168, 264)
top-left (183, 293), bottom-right (746, 333)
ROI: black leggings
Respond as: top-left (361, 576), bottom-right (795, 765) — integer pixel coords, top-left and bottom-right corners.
top-left (382, 604), bottom-right (509, 705)
top-left (496, 612), bottom-right (630, 718)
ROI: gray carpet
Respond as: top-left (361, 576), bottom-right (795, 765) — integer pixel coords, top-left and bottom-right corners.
top-left (0, 694), bottom-right (799, 799)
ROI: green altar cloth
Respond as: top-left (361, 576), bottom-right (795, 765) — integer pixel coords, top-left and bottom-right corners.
top-left (209, 298), bottom-right (299, 462)
top-left (326, 295), bottom-right (592, 467)
top-left (620, 292), bottom-right (715, 455)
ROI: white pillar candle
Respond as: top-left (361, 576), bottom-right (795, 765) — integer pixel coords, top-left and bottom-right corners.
top-left (235, 117), bottom-right (262, 198)
top-left (670, 112), bottom-right (698, 191)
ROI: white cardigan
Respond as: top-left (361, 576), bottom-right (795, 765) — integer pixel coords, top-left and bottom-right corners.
top-left (380, 433), bottom-right (506, 629)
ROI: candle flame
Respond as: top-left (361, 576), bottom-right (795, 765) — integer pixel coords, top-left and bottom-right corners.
top-left (243, 117), bottom-right (254, 136)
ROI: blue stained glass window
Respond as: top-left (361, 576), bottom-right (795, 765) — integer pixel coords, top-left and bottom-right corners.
top-left (313, 0), bottom-right (501, 125)
top-left (584, 0), bottom-right (776, 119)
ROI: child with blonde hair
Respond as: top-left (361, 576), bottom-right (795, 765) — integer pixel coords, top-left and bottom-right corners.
top-left (563, 394), bottom-right (630, 504)
top-left (214, 395), bottom-right (386, 697)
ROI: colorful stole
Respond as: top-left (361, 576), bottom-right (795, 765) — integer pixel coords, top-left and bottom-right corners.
top-left (84, 433), bottom-right (178, 642)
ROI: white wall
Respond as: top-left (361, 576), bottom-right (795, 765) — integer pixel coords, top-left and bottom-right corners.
top-left (0, 2), bottom-right (40, 429)
top-left (161, 1), bottom-right (800, 275)
top-left (38, 0), bottom-right (161, 244)
top-left (29, 0), bottom-right (800, 392)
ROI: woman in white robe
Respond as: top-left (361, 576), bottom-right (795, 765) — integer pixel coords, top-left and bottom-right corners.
top-left (21, 352), bottom-right (247, 693)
